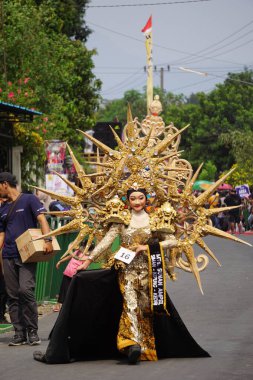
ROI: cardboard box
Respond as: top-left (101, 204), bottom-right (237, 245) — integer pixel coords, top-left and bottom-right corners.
top-left (16, 229), bottom-right (60, 263)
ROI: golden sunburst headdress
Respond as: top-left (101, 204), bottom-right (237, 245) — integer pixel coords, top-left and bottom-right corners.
top-left (34, 95), bottom-right (251, 292)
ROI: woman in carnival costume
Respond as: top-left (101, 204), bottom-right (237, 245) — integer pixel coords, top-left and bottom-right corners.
top-left (33, 97), bottom-right (250, 364)
top-left (74, 186), bottom-right (184, 363)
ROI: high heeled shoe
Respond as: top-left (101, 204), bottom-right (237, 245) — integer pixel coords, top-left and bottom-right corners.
top-left (127, 344), bottom-right (141, 364)
top-left (33, 350), bottom-right (47, 363)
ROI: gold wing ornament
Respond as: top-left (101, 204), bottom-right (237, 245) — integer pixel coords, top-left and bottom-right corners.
top-left (161, 166), bottom-right (251, 293)
top-left (34, 95), bottom-right (251, 291)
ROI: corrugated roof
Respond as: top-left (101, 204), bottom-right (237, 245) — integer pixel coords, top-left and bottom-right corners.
top-left (0, 100), bottom-right (42, 115)
top-left (0, 100), bottom-right (42, 123)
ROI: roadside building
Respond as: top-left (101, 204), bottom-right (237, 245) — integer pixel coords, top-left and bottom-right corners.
top-left (0, 100), bottom-right (42, 182)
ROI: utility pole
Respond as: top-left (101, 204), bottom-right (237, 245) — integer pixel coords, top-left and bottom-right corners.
top-left (144, 65), bottom-right (170, 92)
top-left (160, 67), bottom-right (164, 92)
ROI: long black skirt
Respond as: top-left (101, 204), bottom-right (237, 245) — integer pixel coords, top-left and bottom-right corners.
top-left (43, 269), bottom-right (210, 363)
top-left (57, 275), bottom-right (72, 304)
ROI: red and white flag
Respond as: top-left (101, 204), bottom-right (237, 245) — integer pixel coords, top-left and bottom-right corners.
top-left (141, 15), bottom-right (152, 34)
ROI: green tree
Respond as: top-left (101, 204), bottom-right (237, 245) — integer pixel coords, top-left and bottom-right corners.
top-left (0, 0), bottom-right (101, 186)
top-left (96, 90), bottom-right (146, 124)
top-left (164, 70), bottom-right (253, 175)
top-left (97, 88), bottom-right (186, 125)
top-left (33, 0), bottom-right (91, 41)
top-left (97, 70), bottom-right (253, 182)
top-left (198, 160), bottom-right (217, 181)
top-left (220, 130), bottom-right (253, 186)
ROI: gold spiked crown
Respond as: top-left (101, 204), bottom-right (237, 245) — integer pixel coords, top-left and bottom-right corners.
top-left (33, 96), bottom-right (251, 294)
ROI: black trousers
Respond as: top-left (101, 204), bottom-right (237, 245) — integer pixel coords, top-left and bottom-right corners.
top-left (0, 270), bottom-right (7, 319)
top-left (3, 257), bottom-right (38, 333)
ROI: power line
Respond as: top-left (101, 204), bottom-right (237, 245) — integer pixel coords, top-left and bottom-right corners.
top-left (94, 68), bottom-right (244, 76)
top-left (207, 38), bottom-right (253, 59)
top-left (95, 62), bottom-right (252, 97)
top-left (182, 39), bottom-right (253, 67)
top-left (94, 72), bottom-right (143, 74)
top-left (87, 0), bottom-right (212, 8)
top-left (94, 66), bottom-right (141, 69)
top-left (88, 16), bottom-right (253, 97)
top-left (198, 19), bottom-right (253, 54)
top-left (101, 67), bottom-right (253, 97)
top-left (178, 38), bottom-right (253, 67)
top-left (207, 72), bottom-right (253, 86)
top-left (87, 20), bottom-right (249, 67)
top-left (101, 75), bottom-right (146, 96)
top-left (94, 64), bottom-right (244, 71)
top-left (170, 77), bottom-right (215, 92)
top-left (101, 69), bottom-right (144, 94)
top-left (177, 19), bottom-right (253, 65)
top-left (180, 28), bottom-right (253, 66)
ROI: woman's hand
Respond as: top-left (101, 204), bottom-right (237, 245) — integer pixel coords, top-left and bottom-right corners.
top-left (77, 257), bottom-right (93, 271)
top-left (56, 261), bottom-right (61, 270)
top-left (135, 245), bottom-right (148, 255)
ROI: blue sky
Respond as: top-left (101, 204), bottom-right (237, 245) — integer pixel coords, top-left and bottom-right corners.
top-left (86, 0), bottom-right (253, 100)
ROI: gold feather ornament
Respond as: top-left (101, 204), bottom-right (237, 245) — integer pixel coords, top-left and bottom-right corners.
top-left (34, 95), bottom-right (251, 293)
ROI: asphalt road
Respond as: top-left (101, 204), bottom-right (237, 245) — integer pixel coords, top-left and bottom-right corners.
top-left (0, 235), bottom-right (253, 380)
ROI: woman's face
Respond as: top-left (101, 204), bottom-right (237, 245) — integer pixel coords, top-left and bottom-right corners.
top-left (128, 191), bottom-right (146, 212)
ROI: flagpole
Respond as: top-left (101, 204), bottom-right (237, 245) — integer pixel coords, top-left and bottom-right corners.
top-left (142, 16), bottom-right (153, 114)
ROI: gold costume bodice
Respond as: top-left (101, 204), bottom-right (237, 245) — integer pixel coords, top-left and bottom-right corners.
top-left (89, 223), bottom-right (152, 265)
top-left (87, 210), bottom-right (177, 360)
top-left (121, 225), bottom-right (152, 250)
top-left (89, 210), bottom-right (177, 264)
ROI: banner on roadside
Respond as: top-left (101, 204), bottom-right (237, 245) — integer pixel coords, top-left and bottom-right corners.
top-left (45, 140), bottom-right (66, 174)
top-left (235, 184), bottom-right (250, 198)
top-left (44, 140), bottom-right (74, 196)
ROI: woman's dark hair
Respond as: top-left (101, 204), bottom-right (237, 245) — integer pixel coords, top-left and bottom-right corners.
top-left (126, 188), bottom-right (147, 200)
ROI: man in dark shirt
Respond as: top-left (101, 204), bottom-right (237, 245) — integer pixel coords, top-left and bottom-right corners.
top-left (0, 172), bottom-right (53, 346)
top-left (224, 189), bottom-right (242, 234)
top-left (0, 197), bottom-right (8, 324)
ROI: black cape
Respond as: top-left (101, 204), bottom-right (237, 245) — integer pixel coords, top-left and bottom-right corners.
top-left (43, 269), bottom-right (210, 363)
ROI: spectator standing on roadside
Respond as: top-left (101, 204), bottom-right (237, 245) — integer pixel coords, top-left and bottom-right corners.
top-left (247, 205), bottom-right (253, 230)
top-left (224, 189), bottom-right (242, 234)
top-left (0, 197), bottom-right (8, 324)
top-left (0, 172), bottom-right (53, 346)
top-left (208, 192), bottom-right (221, 229)
top-left (35, 189), bottom-right (52, 212)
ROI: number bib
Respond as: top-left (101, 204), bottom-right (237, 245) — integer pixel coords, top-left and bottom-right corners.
top-left (114, 247), bottom-right (136, 264)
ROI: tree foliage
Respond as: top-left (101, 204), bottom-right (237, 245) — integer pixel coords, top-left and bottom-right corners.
top-left (0, 0), bottom-right (101, 186)
top-left (96, 90), bottom-right (146, 124)
top-left (34, 0), bottom-right (91, 41)
top-left (198, 161), bottom-right (217, 181)
top-left (97, 70), bottom-right (253, 185)
top-left (220, 130), bottom-right (253, 186)
top-left (96, 87), bottom-right (186, 124)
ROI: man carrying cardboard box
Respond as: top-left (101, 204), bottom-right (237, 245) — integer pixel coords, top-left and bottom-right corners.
top-left (0, 172), bottom-right (53, 346)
